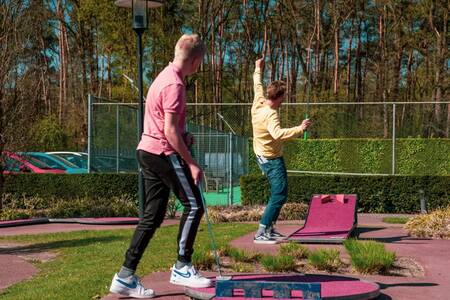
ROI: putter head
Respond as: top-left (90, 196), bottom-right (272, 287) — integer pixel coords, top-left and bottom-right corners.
top-left (216, 275), bottom-right (233, 281)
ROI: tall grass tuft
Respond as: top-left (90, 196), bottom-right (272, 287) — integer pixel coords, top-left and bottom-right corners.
top-left (308, 249), bottom-right (342, 272)
top-left (261, 255), bottom-right (296, 272)
top-left (220, 245), bottom-right (261, 263)
top-left (344, 239), bottom-right (396, 274)
top-left (279, 242), bottom-right (310, 259)
top-left (192, 249), bottom-right (216, 270)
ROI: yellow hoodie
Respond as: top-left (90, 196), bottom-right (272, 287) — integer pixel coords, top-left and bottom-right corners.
top-left (251, 67), bottom-right (303, 159)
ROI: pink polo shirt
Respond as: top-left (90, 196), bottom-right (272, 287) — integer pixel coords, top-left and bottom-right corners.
top-left (137, 63), bottom-right (186, 155)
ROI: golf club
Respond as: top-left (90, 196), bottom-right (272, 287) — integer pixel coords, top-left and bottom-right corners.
top-left (198, 182), bottom-right (232, 281)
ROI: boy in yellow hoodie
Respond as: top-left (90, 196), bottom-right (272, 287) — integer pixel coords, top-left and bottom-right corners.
top-left (252, 58), bottom-right (312, 244)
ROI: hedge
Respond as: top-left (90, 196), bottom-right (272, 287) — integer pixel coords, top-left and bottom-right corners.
top-left (249, 138), bottom-right (450, 175)
top-left (3, 173), bottom-right (138, 199)
top-left (240, 174), bottom-right (450, 213)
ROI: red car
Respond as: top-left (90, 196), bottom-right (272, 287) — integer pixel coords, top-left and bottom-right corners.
top-left (1, 151), bottom-right (66, 174)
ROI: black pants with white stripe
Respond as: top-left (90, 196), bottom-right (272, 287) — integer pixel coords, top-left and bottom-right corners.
top-left (123, 150), bottom-right (204, 271)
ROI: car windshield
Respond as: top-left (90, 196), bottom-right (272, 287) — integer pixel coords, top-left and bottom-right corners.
top-left (22, 156), bottom-right (54, 169)
top-left (50, 155), bottom-right (80, 168)
top-left (56, 154), bottom-right (86, 168)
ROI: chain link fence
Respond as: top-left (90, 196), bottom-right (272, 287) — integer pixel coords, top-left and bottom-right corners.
top-left (87, 95), bottom-right (249, 205)
top-left (88, 96), bottom-right (449, 204)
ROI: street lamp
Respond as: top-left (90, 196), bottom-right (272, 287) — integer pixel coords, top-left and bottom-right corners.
top-left (115, 0), bottom-right (163, 218)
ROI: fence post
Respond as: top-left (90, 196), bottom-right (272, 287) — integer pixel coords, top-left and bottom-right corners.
top-left (419, 189), bottom-right (427, 214)
top-left (229, 132), bottom-right (233, 206)
top-left (116, 105), bottom-right (120, 173)
top-left (87, 94), bottom-right (92, 173)
top-left (392, 104), bottom-right (396, 175)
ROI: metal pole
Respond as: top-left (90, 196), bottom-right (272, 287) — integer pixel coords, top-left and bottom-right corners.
top-left (392, 104), bottom-right (396, 175)
top-left (419, 189), bottom-right (427, 214)
top-left (116, 105), bottom-right (120, 173)
top-left (87, 94), bottom-right (92, 173)
top-left (304, 48), bottom-right (313, 140)
top-left (228, 132), bottom-right (233, 206)
top-left (136, 29), bottom-right (145, 218)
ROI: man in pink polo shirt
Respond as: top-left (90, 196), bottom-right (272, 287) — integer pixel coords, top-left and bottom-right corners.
top-left (110, 34), bottom-right (211, 298)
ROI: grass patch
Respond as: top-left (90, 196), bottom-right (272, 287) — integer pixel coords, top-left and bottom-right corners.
top-left (382, 217), bottom-right (409, 224)
top-left (308, 249), bottom-right (342, 272)
top-left (260, 255), bottom-right (296, 272)
top-left (0, 223), bottom-right (254, 300)
top-left (220, 245), bottom-right (261, 263)
top-left (279, 242), bottom-right (310, 259)
top-left (230, 262), bottom-right (253, 273)
top-left (344, 239), bottom-right (396, 274)
top-left (192, 248), bottom-right (216, 271)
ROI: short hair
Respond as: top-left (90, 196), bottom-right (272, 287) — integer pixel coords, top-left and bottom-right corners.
top-left (267, 80), bottom-right (286, 100)
top-left (174, 34), bottom-right (206, 61)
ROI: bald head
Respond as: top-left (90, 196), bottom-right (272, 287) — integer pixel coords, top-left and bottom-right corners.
top-left (174, 34), bottom-right (206, 61)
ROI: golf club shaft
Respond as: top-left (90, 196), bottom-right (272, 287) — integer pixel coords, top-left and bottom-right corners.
top-left (198, 182), bottom-right (223, 277)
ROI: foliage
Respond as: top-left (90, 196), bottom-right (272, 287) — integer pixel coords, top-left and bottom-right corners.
top-left (279, 242), bottom-right (310, 260)
top-left (241, 174), bottom-right (450, 213)
top-left (2, 0), bottom-right (449, 164)
top-left (230, 262), bottom-right (253, 273)
top-left (0, 193), bottom-right (137, 220)
top-left (250, 139), bottom-right (450, 176)
top-left (220, 245), bottom-right (261, 263)
top-left (31, 115), bottom-right (70, 151)
top-left (308, 249), bottom-right (342, 272)
top-left (208, 202), bottom-right (308, 223)
top-left (343, 239), bottom-right (396, 274)
top-left (166, 193), bottom-right (182, 219)
top-left (192, 248), bottom-right (216, 271)
top-left (3, 174), bottom-right (138, 200)
top-left (260, 255), bottom-right (297, 273)
top-left (382, 217), bottom-right (410, 224)
top-left (405, 207), bottom-right (450, 239)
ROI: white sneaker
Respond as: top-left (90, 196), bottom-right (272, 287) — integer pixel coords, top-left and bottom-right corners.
top-left (109, 273), bottom-right (155, 299)
top-left (169, 264), bottom-right (213, 288)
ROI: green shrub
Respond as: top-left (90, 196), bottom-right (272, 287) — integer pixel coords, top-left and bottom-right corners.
top-left (241, 174), bottom-right (450, 213)
top-left (382, 217), bottom-right (410, 224)
top-left (405, 207), bottom-right (450, 239)
top-left (279, 242), bottom-right (310, 259)
top-left (344, 239), bottom-right (396, 274)
top-left (166, 193), bottom-right (182, 218)
top-left (261, 255), bottom-right (296, 272)
top-left (308, 249), bottom-right (342, 272)
top-left (249, 138), bottom-right (450, 176)
top-left (192, 249), bottom-right (216, 271)
top-left (0, 193), bottom-right (138, 220)
top-left (3, 173), bottom-right (138, 200)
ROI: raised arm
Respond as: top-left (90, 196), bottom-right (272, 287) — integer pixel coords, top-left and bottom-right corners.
top-left (253, 58), bottom-right (265, 103)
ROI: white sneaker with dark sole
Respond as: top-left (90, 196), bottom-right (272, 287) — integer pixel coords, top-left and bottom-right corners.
top-left (170, 264), bottom-right (213, 288)
top-left (109, 273), bottom-right (155, 299)
top-left (253, 233), bottom-right (278, 244)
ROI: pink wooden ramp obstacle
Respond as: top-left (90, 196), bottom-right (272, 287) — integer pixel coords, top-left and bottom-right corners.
top-left (288, 194), bottom-right (358, 243)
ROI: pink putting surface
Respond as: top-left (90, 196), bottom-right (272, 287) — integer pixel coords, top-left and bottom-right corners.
top-left (187, 274), bottom-right (379, 300)
top-left (289, 194), bottom-right (357, 241)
